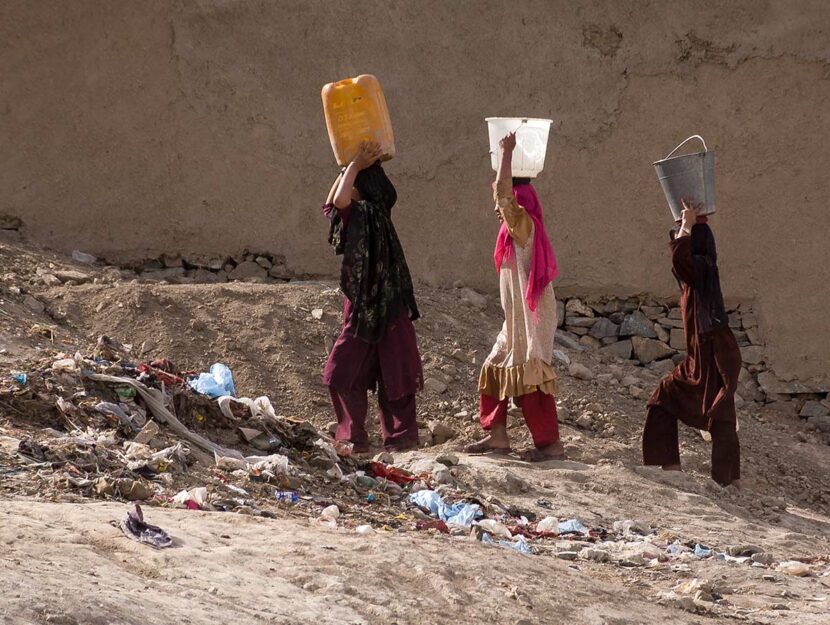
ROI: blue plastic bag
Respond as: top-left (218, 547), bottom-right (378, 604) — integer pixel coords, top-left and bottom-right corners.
top-left (189, 363), bottom-right (236, 398)
top-left (409, 490), bottom-right (482, 527)
top-left (558, 519), bottom-right (590, 535)
top-left (500, 535), bottom-right (533, 555)
top-left (694, 543), bottom-right (713, 558)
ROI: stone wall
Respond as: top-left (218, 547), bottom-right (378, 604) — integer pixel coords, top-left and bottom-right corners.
top-left (2, 1), bottom-right (829, 383)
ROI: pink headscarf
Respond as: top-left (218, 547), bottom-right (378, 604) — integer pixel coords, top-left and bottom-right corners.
top-left (493, 183), bottom-right (559, 314)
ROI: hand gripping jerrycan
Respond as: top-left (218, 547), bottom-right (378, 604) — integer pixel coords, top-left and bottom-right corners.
top-left (486, 117), bottom-right (553, 178)
top-left (653, 135), bottom-right (716, 220)
top-left (322, 74), bottom-right (395, 167)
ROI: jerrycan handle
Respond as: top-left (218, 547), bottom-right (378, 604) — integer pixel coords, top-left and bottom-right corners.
top-left (664, 135), bottom-right (707, 159)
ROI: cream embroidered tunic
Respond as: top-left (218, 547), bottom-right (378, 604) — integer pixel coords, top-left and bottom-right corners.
top-left (479, 179), bottom-right (558, 400)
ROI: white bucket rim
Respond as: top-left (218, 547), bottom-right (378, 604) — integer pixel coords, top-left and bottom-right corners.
top-left (485, 117), bottom-right (553, 124)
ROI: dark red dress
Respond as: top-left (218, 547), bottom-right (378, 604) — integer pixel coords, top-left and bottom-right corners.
top-left (642, 235), bottom-right (742, 486)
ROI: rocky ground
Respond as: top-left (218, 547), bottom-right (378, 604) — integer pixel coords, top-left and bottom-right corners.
top-left (1, 235), bottom-right (829, 625)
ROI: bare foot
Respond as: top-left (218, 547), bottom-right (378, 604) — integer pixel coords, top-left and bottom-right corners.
top-left (520, 442), bottom-right (566, 462)
top-left (465, 426), bottom-right (511, 454)
top-left (662, 464), bottom-right (683, 472)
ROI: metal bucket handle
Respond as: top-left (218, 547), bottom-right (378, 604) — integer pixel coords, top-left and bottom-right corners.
top-left (664, 135), bottom-right (708, 159)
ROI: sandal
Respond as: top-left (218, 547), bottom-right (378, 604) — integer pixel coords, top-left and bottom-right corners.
top-left (519, 447), bottom-right (566, 463)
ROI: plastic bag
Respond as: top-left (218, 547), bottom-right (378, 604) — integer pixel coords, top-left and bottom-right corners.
top-left (536, 516), bottom-right (559, 535)
top-left (189, 363), bottom-right (236, 398)
top-left (558, 519), bottom-right (590, 535)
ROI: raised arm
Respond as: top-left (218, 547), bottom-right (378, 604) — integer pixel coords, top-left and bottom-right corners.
top-left (333, 141), bottom-right (382, 209)
top-left (325, 173), bottom-right (342, 206)
top-left (495, 131), bottom-right (516, 199)
top-left (670, 199), bottom-right (701, 285)
top-left (493, 133), bottom-right (532, 246)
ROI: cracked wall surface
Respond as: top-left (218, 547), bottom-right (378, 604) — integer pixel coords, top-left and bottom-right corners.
top-left (2, 0), bottom-right (829, 381)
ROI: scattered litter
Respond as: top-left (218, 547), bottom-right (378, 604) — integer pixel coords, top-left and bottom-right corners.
top-left (536, 516), bottom-right (559, 535)
top-left (311, 308), bottom-right (324, 320)
top-left (12, 372), bottom-right (27, 385)
top-left (355, 524), bottom-right (375, 535)
top-left (409, 490), bottom-right (481, 528)
top-left (558, 519), bottom-right (590, 536)
top-left (189, 363), bottom-right (236, 398)
top-left (275, 490), bottom-right (299, 504)
top-left (119, 504), bottom-right (172, 549)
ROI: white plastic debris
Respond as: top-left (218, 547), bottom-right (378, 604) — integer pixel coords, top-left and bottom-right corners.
top-left (536, 516), bottom-right (560, 534)
top-left (476, 519), bottom-right (512, 539)
top-left (355, 524), bottom-right (375, 535)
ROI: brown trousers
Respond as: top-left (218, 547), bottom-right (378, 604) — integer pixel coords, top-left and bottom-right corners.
top-left (642, 405), bottom-right (740, 486)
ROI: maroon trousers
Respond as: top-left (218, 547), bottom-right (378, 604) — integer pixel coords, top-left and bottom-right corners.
top-left (479, 391), bottom-right (560, 448)
top-left (643, 405), bottom-right (740, 486)
top-left (324, 301), bottom-right (422, 452)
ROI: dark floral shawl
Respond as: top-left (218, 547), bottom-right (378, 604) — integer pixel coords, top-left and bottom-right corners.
top-left (328, 162), bottom-right (419, 343)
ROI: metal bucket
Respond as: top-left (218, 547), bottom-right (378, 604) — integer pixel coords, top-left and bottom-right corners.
top-left (653, 135), bottom-right (715, 220)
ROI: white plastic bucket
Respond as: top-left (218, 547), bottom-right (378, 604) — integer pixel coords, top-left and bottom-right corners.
top-left (653, 135), bottom-right (715, 220)
top-left (486, 117), bottom-right (553, 178)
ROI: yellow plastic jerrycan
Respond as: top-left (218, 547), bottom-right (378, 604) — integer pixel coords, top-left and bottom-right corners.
top-left (321, 74), bottom-right (395, 167)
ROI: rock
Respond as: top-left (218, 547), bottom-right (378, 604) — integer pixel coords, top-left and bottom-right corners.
top-left (654, 323), bottom-right (670, 343)
top-left (565, 298), bottom-right (594, 317)
top-left (599, 339), bottom-right (632, 360)
top-left (23, 295), bottom-right (45, 314)
top-left (726, 544), bottom-right (764, 557)
top-left (589, 317), bottom-right (619, 339)
top-left (504, 471), bottom-right (530, 494)
top-left (255, 256), bottom-right (273, 269)
top-left (40, 272), bottom-right (62, 287)
top-left (657, 317), bottom-right (684, 329)
top-left (647, 358), bottom-right (676, 376)
top-left (161, 254), bottom-right (183, 268)
top-left (800, 401), bottom-right (829, 419)
top-left (436, 453), bottom-right (459, 467)
top-left (268, 264), bottom-right (291, 280)
top-left (807, 415), bottom-right (830, 433)
top-left (423, 377), bottom-right (448, 394)
top-left (556, 551), bottom-right (579, 561)
top-left (631, 337), bottom-right (675, 364)
top-left (191, 268), bottom-right (223, 283)
top-left (459, 287), bottom-right (487, 309)
top-left (431, 466), bottom-right (454, 485)
top-left (579, 335), bottom-right (601, 348)
top-left (54, 269), bottom-right (92, 284)
top-left (229, 261), bottom-right (267, 280)
top-left (569, 362), bottom-right (594, 381)
top-left (742, 311), bottom-right (758, 328)
top-left (751, 552), bottom-right (775, 565)
top-left (641, 305), bottom-right (664, 320)
top-left (758, 371), bottom-right (814, 395)
top-left (566, 316), bottom-right (598, 329)
top-left (428, 421), bottom-right (457, 444)
top-left (575, 414), bottom-right (594, 429)
top-left (776, 561), bottom-right (811, 577)
top-left (620, 375), bottom-right (639, 387)
top-left (746, 327), bottom-right (763, 345)
top-left (741, 346), bottom-right (765, 365)
top-left (619, 311), bottom-right (658, 338)
top-left (570, 326), bottom-right (589, 336)
top-left (555, 331), bottom-right (585, 351)
top-left (600, 336), bottom-right (618, 346)
top-left (580, 548), bottom-right (610, 563)
top-left (629, 386), bottom-right (649, 400)
top-left (556, 300), bottom-right (565, 328)
top-left (669, 328), bottom-right (685, 350)
top-left (668, 307), bottom-right (682, 319)
top-left (728, 312), bottom-right (742, 329)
